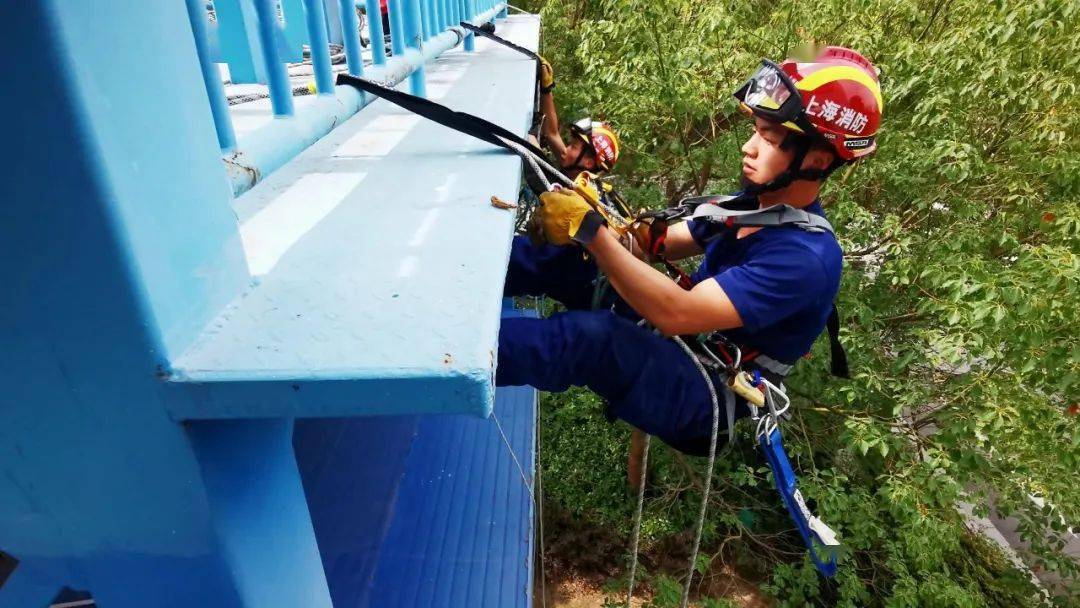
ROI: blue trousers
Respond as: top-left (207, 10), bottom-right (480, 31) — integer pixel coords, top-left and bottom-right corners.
top-left (497, 236), bottom-right (750, 455)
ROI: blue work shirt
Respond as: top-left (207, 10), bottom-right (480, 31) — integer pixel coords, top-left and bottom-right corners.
top-left (687, 201), bottom-right (842, 363)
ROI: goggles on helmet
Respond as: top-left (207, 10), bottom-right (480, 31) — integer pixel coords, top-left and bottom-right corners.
top-left (733, 60), bottom-right (814, 134)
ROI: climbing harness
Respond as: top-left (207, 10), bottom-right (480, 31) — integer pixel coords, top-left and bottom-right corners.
top-left (625, 334), bottom-right (841, 607)
top-left (641, 193), bottom-right (849, 378)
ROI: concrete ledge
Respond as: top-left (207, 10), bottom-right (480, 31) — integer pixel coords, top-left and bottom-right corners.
top-left (166, 15), bottom-right (541, 422)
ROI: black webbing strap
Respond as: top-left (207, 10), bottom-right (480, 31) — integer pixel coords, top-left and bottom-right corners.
top-left (826, 305), bottom-right (849, 378)
top-left (459, 22), bottom-right (541, 61)
top-left (457, 22), bottom-right (544, 137)
top-left (337, 74), bottom-right (560, 189)
top-left (0, 550), bottom-right (17, 590)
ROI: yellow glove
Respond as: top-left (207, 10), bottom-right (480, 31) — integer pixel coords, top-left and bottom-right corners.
top-left (538, 56), bottom-right (555, 93)
top-left (539, 188), bottom-right (605, 246)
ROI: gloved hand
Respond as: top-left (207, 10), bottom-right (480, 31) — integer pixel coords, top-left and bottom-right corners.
top-left (633, 216), bottom-right (669, 257)
top-left (538, 56), bottom-right (555, 93)
top-left (539, 188), bottom-right (605, 246)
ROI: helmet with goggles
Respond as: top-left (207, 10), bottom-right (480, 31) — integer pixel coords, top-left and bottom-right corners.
top-left (569, 118), bottom-right (620, 172)
top-left (734, 47), bottom-right (882, 190)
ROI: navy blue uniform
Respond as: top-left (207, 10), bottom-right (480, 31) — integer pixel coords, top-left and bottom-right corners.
top-left (497, 201), bottom-right (842, 454)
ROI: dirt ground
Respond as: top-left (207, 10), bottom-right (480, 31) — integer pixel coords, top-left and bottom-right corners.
top-left (537, 567), bottom-right (772, 608)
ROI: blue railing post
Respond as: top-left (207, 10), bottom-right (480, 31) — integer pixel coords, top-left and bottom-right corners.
top-left (337, 0), bottom-right (366, 75)
top-left (420, 0), bottom-right (433, 40)
top-left (280, 0), bottom-right (309, 62)
top-left (365, 0), bottom-right (388, 65)
top-left (461, 0), bottom-right (475, 51)
top-left (185, 0), bottom-right (237, 151)
top-left (302, 0), bottom-right (336, 94)
top-left (253, 0), bottom-right (296, 116)
top-left (387, 0), bottom-right (406, 58)
top-left (402, 0), bottom-right (427, 97)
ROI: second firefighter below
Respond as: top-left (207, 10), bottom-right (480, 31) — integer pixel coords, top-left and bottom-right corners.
top-left (498, 47), bottom-right (883, 455)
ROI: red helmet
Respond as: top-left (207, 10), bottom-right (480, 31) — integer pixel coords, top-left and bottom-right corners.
top-left (735, 47), bottom-right (883, 162)
top-left (570, 118), bottom-right (620, 172)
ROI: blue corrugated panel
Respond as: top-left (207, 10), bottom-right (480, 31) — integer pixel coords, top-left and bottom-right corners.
top-left (295, 305), bottom-right (537, 608)
top-left (366, 383), bottom-right (536, 607)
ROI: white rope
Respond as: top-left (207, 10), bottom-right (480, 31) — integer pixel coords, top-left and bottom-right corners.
top-left (625, 432), bottom-right (651, 606)
top-left (535, 384), bottom-right (548, 608)
top-left (671, 335), bottom-right (721, 608)
top-left (495, 135), bottom-right (564, 190)
top-left (491, 361), bottom-right (548, 608)
top-left (493, 409), bottom-right (533, 495)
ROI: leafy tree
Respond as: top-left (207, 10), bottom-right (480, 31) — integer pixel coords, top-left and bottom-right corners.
top-left (525, 0), bottom-right (1080, 605)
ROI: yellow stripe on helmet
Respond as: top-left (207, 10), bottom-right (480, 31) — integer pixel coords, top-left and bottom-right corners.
top-left (592, 124), bottom-right (620, 159)
top-left (797, 65), bottom-right (883, 113)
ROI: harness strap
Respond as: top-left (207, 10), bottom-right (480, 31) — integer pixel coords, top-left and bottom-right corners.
top-left (691, 203), bottom-right (835, 235)
top-left (750, 353), bottom-right (794, 377)
top-left (826, 306), bottom-right (849, 378)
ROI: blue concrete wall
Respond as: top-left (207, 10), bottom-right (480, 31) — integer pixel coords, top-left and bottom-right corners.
top-left (0, 4), bottom-right (247, 604)
top-left (0, 3), bottom-right (328, 606)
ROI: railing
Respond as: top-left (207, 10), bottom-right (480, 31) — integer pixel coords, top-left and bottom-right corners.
top-left (184, 0), bottom-right (507, 196)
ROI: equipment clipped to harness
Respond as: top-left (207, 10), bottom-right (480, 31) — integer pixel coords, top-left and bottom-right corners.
top-left (698, 339), bottom-right (842, 577)
top-left (750, 380), bottom-right (841, 576)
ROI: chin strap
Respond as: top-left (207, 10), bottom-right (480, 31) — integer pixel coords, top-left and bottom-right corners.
top-left (560, 144), bottom-right (595, 176)
top-left (743, 135), bottom-right (845, 195)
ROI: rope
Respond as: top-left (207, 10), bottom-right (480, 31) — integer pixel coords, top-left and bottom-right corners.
top-left (495, 134), bottom-right (562, 190)
top-left (535, 379), bottom-right (548, 608)
top-left (492, 357), bottom-right (548, 608)
top-left (671, 335), bottom-right (721, 608)
top-left (492, 409), bottom-right (533, 495)
top-left (625, 432), bottom-right (651, 606)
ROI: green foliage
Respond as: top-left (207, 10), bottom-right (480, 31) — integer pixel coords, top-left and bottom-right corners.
top-left (529, 0), bottom-right (1080, 605)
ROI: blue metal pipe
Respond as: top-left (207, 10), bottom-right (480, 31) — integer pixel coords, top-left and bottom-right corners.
top-left (185, 0), bottom-right (237, 151)
top-left (401, 0), bottom-right (426, 97)
top-left (387, 0), bottom-right (406, 57)
top-left (364, 0), bottom-right (388, 64)
top-left (337, 0), bottom-right (366, 75)
top-left (302, 0), bottom-right (336, 94)
top-left (253, 0), bottom-right (295, 116)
